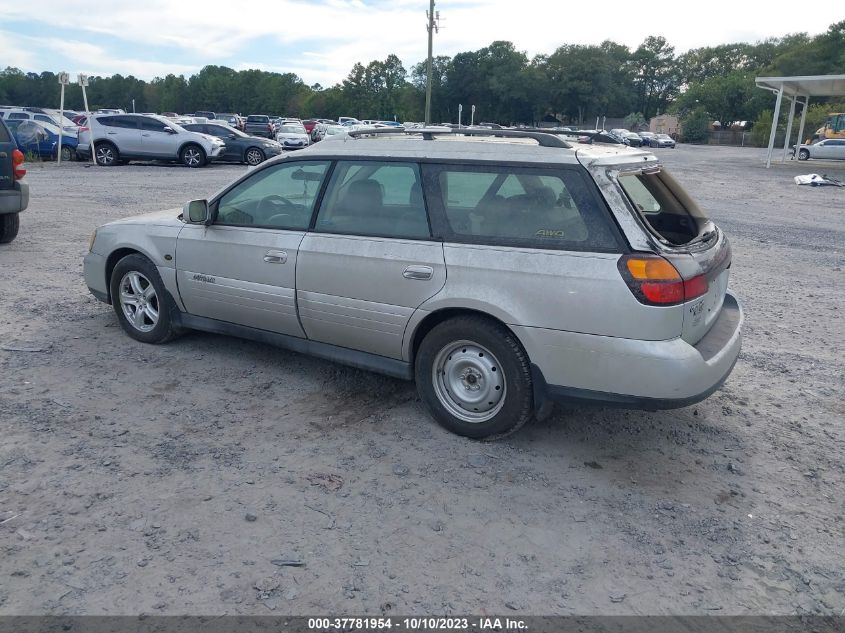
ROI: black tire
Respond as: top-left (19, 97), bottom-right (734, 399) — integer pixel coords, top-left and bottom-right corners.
top-left (0, 213), bottom-right (20, 244)
top-left (59, 145), bottom-right (74, 162)
top-left (95, 142), bottom-right (119, 166)
top-left (798, 148), bottom-right (810, 161)
top-left (180, 144), bottom-right (206, 168)
top-left (244, 147), bottom-right (265, 166)
top-left (415, 316), bottom-right (534, 440)
top-left (109, 254), bottom-right (182, 344)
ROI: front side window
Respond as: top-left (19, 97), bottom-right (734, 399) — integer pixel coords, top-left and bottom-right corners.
top-left (427, 164), bottom-right (617, 250)
top-left (139, 117), bottom-right (167, 132)
top-left (314, 161), bottom-right (430, 239)
top-left (215, 161), bottom-right (330, 230)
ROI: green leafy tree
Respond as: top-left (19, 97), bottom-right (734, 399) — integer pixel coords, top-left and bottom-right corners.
top-left (680, 107), bottom-right (710, 143)
top-left (623, 112), bottom-right (647, 130)
top-left (630, 36), bottom-right (678, 118)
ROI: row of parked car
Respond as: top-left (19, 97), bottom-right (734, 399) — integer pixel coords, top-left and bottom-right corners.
top-left (607, 128), bottom-right (677, 148)
top-left (0, 106), bottom-right (341, 167)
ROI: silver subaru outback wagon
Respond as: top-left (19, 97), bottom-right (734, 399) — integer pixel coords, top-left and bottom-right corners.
top-left (83, 128), bottom-right (743, 439)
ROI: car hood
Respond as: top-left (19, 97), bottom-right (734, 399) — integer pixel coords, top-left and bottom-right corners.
top-left (104, 207), bottom-right (183, 228)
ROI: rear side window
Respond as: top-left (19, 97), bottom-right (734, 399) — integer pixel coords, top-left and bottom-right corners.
top-left (424, 164), bottom-right (618, 250)
top-left (8, 113), bottom-right (29, 120)
top-left (617, 169), bottom-right (703, 245)
top-left (99, 116), bottom-right (138, 129)
top-left (314, 161), bottom-right (430, 239)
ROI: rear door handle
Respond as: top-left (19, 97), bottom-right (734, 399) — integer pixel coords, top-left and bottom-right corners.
top-left (263, 250), bottom-right (287, 264)
top-left (403, 265), bottom-right (433, 280)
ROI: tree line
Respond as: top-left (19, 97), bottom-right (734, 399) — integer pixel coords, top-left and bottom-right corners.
top-left (1, 21), bottom-right (842, 135)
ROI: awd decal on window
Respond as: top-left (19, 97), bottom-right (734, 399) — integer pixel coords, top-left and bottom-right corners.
top-left (192, 274), bottom-right (216, 284)
top-left (535, 229), bottom-right (565, 238)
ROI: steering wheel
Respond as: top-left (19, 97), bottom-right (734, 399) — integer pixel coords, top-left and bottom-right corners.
top-left (257, 194), bottom-right (294, 216)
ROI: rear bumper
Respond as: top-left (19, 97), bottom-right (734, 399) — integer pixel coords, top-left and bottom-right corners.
top-left (0, 181), bottom-right (29, 214)
top-left (517, 291), bottom-right (744, 409)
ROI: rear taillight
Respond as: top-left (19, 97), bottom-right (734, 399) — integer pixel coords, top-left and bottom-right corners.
top-left (619, 254), bottom-right (708, 306)
top-left (12, 149), bottom-right (26, 179)
top-left (79, 126), bottom-right (89, 133)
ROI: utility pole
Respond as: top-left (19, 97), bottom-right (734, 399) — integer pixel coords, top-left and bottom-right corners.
top-left (424, 0), bottom-right (441, 126)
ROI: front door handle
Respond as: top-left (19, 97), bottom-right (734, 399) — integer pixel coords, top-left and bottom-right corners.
top-left (263, 250), bottom-right (287, 264)
top-left (403, 265), bottom-right (433, 280)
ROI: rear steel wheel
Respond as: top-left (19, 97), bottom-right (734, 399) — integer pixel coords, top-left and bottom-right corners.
top-left (432, 340), bottom-right (506, 423)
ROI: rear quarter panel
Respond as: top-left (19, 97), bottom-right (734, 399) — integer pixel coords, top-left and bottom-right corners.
top-left (409, 243), bottom-right (683, 352)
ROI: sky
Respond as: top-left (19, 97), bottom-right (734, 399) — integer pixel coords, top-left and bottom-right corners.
top-left (0, 0), bottom-right (831, 86)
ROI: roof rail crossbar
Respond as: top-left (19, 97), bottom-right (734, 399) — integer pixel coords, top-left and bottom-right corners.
top-left (519, 127), bottom-right (623, 144)
top-left (346, 126), bottom-right (572, 148)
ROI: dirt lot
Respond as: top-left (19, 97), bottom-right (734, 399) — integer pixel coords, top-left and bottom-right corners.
top-left (1, 146), bottom-right (843, 616)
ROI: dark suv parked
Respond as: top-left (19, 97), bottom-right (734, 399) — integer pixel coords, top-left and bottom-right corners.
top-left (0, 117), bottom-right (28, 243)
top-left (183, 123), bottom-right (282, 166)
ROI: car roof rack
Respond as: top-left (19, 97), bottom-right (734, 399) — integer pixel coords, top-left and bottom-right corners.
top-left (346, 126), bottom-right (572, 148)
top-left (518, 127), bottom-right (623, 144)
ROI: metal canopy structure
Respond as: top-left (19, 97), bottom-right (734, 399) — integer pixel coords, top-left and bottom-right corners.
top-left (755, 74), bottom-right (845, 168)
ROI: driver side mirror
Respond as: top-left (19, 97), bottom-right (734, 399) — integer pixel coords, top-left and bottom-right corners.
top-left (184, 199), bottom-right (211, 225)
top-left (163, 126), bottom-right (176, 134)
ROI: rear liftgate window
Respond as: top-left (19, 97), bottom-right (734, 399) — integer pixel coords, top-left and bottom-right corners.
top-left (617, 169), bottom-right (706, 245)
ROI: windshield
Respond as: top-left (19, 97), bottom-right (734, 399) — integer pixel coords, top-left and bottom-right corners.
top-left (279, 125), bottom-right (304, 134)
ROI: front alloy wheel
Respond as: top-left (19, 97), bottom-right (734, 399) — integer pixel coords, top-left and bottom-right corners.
top-left (245, 147), bottom-right (265, 166)
top-left (118, 271), bottom-right (159, 333)
top-left (181, 145), bottom-right (205, 167)
top-left (109, 253), bottom-right (182, 344)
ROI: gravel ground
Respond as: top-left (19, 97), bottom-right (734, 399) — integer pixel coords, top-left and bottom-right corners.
top-left (0, 146), bottom-right (843, 616)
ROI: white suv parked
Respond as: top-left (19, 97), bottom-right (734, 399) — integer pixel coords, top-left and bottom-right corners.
top-left (83, 128), bottom-right (743, 439)
top-left (78, 114), bottom-right (225, 167)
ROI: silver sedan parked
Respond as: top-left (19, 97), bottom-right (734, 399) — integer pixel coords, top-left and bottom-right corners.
top-left (796, 138), bottom-right (845, 160)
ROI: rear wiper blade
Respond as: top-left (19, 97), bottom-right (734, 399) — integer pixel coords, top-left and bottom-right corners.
top-left (693, 227), bottom-right (717, 244)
